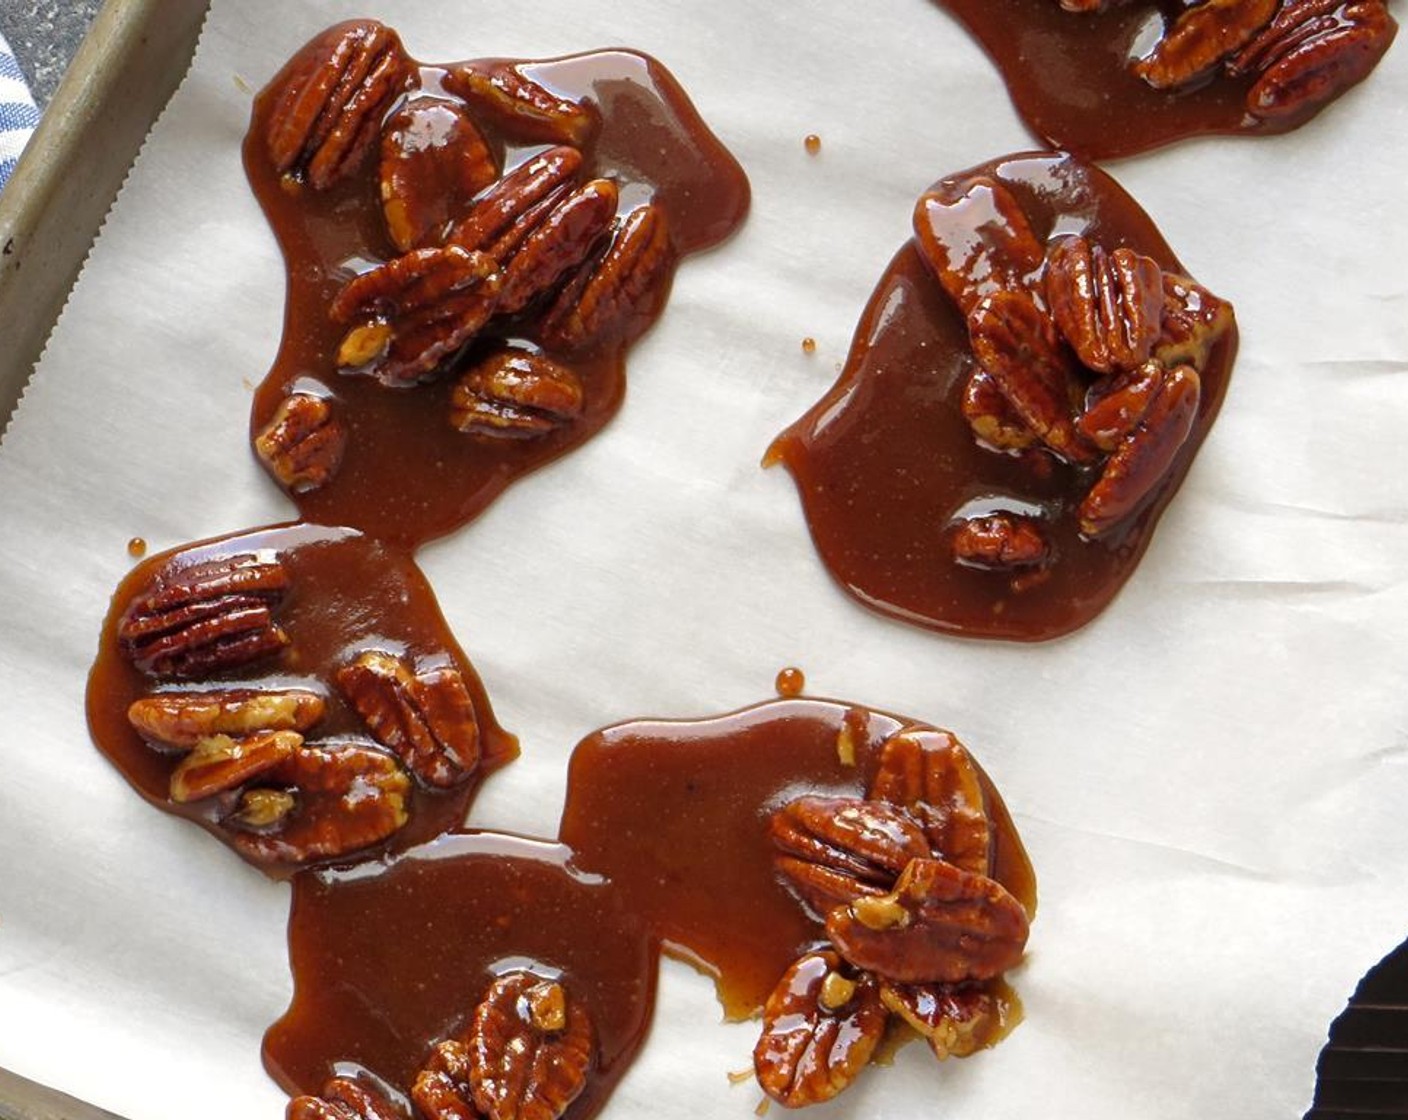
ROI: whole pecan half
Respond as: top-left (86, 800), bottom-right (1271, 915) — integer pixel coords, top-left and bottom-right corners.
top-left (826, 857), bottom-right (1029, 985)
top-left (449, 147), bottom-right (584, 258)
top-left (952, 514), bottom-right (1050, 575)
top-left (128, 688), bottom-right (324, 748)
top-left (753, 950), bottom-right (887, 1108)
top-left (450, 347), bottom-right (585, 438)
top-left (337, 651), bottom-right (480, 788)
top-left (265, 21), bottom-right (410, 190)
top-left (1079, 363), bottom-right (1201, 538)
top-left (1155, 272), bottom-right (1235, 371)
top-left (1045, 235), bottom-right (1165, 375)
top-left (463, 972), bottom-right (594, 1120)
top-left (1231, 0), bottom-right (1397, 119)
top-left (288, 1077), bottom-right (406, 1120)
top-left (538, 203), bottom-right (675, 356)
top-left (879, 980), bottom-right (1009, 1060)
top-left (331, 245), bottom-right (503, 385)
top-left (169, 729), bottom-right (302, 803)
top-left (868, 729), bottom-right (994, 876)
top-left (380, 98), bottom-right (499, 252)
top-left (1133, 0), bottom-right (1280, 89)
top-left (255, 392), bottom-right (346, 493)
top-left (913, 177), bottom-right (1046, 317)
top-left (444, 62), bottom-right (599, 147)
top-left (229, 741), bottom-right (410, 864)
top-left (1076, 358), bottom-right (1168, 452)
top-left (961, 369), bottom-right (1038, 452)
top-left (769, 795), bottom-right (931, 917)
top-left (118, 554), bottom-right (291, 678)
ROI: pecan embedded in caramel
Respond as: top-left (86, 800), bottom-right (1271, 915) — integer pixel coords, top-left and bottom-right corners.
top-left (444, 62), bottom-right (599, 147)
top-left (1076, 358), bottom-right (1167, 452)
top-left (879, 980), bottom-right (1010, 1060)
top-left (255, 392), bottom-right (346, 493)
top-left (450, 347), bottom-right (585, 438)
top-left (288, 1077), bottom-right (406, 1120)
top-left (450, 147), bottom-right (585, 258)
top-left (128, 688), bottom-right (324, 748)
top-left (952, 514), bottom-right (1050, 575)
top-left (868, 729), bottom-right (993, 875)
top-left (1156, 272), bottom-right (1235, 371)
top-left (169, 730), bottom-right (302, 803)
top-left (961, 369), bottom-right (1039, 452)
top-left (1133, 0), bottom-right (1280, 89)
top-left (1045, 235), bottom-right (1165, 375)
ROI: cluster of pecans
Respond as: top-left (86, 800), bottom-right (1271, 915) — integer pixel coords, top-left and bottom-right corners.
top-left (118, 551), bottom-right (483, 864)
top-left (912, 174), bottom-right (1234, 572)
top-left (253, 20), bottom-right (677, 494)
top-left (1056, 0), bottom-right (1397, 118)
top-left (289, 971), bottom-right (594, 1120)
top-left (754, 727), bottom-right (1031, 1107)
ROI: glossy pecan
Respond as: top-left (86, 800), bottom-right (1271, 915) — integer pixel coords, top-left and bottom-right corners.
top-left (380, 98), bottom-right (499, 252)
top-left (962, 369), bottom-right (1038, 452)
top-left (337, 651), bottom-right (480, 788)
top-left (1231, 0), bottom-right (1396, 119)
top-left (450, 347), bottom-right (585, 438)
top-left (1076, 358), bottom-right (1168, 452)
top-left (255, 392), bottom-right (346, 493)
top-left (1155, 272), bottom-right (1235, 372)
top-left (1045, 236), bottom-right (1165, 375)
top-left (444, 62), bottom-right (599, 147)
top-left (967, 290), bottom-right (1095, 464)
top-left (952, 514), bottom-right (1050, 575)
top-left (1133, 0), bottom-right (1280, 89)
top-left (229, 741), bottom-right (410, 864)
top-left (128, 688), bottom-right (324, 748)
top-left (769, 795), bottom-right (931, 917)
top-left (288, 1077), bottom-right (406, 1120)
top-left (913, 177), bottom-right (1046, 317)
top-left (869, 729), bottom-right (993, 876)
top-left (449, 147), bottom-right (584, 258)
top-left (826, 857), bottom-right (1029, 985)
top-left (1079, 363), bottom-right (1201, 538)
top-left (169, 730), bottom-right (302, 803)
top-left (753, 950), bottom-right (887, 1108)
top-left (117, 554), bottom-right (290, 678)
top-left (331, 245), bottom-right (503, 385)
top-left (538, 203), bottom-right (675, 356)
top-left (879, 980), bottom-right (1009, 1060)
top-left (462, 972), bottom-right (594, 1120)
top-left (266, 21), bottom-right (410, 189)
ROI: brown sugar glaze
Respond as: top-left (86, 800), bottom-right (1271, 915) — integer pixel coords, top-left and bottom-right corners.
top-left (932, 0), bottom-right (1396, 159)
top-left (268, 699), bottom-right (1035, 1110)
top-left (86, 524), bottom-right (517, 877)
top-left (767, 153), bottom-right (1237, 641)
top-left (245, 42), bottom-right (749, 547)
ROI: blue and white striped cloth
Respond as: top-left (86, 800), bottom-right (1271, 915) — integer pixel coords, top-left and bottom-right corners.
top-left (0, 31), bottom-right (38, 192)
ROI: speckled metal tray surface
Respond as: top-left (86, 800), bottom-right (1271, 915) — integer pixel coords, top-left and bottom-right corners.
top-left (0, 0), bottom-right (208, 434)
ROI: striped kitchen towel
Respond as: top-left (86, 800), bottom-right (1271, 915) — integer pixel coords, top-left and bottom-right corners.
top-left (1, 31), bottom-right (39, 192)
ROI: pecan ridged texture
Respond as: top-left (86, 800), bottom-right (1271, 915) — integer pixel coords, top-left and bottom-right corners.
top-left (769, 794), bottom-right (931, 917)
top-left (952, 514), bottom-right (1050, 575)
top-left (1045, 235), bottom-right (1165, 375)
top-left (288, 1077), bottom-right (406, 1120)
top-left (331, 245), bottom-right (503, 385)
top-left (451, 347), bottom-right (585, 438)
top-left (117, 554), bottom-right (291, 679)
top-left (169, 729), bottom-right (303, 803)
top-left (879, 980), bottom-right (1010, 1060)
top-left (753, 950), bottom-right (888, 1108)
top-left (961, 369), bottom-right (1039, 452)
top-left (1133, 0), bottom-right (1281, 89)
top-left (1156, 272), bottom-right (1235, 371)
top-left (128, 688), bottom-right (324, 748)
top-left (255, 392), bottom-right (346, 493)
top-left (444, 62), bottom-right (599, 147)
top-left (266, 20), bottom-right (410, 189)
top-left (337, 651), bottom-right (480, 788)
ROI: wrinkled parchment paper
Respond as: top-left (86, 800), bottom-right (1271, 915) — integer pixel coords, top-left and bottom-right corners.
top-left (2, 3), bottom-right (1407, 1118)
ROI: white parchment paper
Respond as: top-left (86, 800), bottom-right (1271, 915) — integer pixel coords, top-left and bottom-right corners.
top-left (2, 3), bottom-right (1407, 1119)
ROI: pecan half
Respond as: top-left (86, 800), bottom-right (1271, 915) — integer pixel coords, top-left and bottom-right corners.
top-left (450, 147), bottom-right (584, 258)
top-left (1076, 358), bottom-right (1167, 452)
top-left (1232, 0), bottom-right (1397, 119)
top-left (496, 179), bottom-right (620, 315)
top-left (337, 651), bottom-right (480, 787)
top-left (1156, 272), bottom-right (1235, 370)
top-left (869, 729), bottom-right (993, 876)
top-left (380, 98), bottom-right (499, 252)
top-left (879, 980), bottom-right (1009, 1060)
top-left (1133, 0), bottom-right (1280, 89)
top-left (129, 688), bottom-right (324, 748)
top-left (288, 1077), bottom-right (406, 1120)
top-left (169, 730), bottom-right (302, 803)
top-left (538, 203), bottom-right (675, 356)
top-left (967, 290), bottom-right (1095, 464)
top-left (412, 1040), bottom-right (476, 1120)
top-left (1045, 236), bottom-right (1165, 375)
top-left (255, 393), bottom-right (346, 493)
top-left (444, 62), bottom-right (599, 147)
top-left (117, 554), bottom-right (290, 678)
top-left (826, 857), bottom-right (1029, 985)
top-left (450, 347), bottom-right (585, 438)
top-left (1079, 364), bottom-right (1201, 538)
top-left (331, 246), bottom-right (503, 385)
top-left (266, 21), bottom-right (410, 190)
top-left (465, 972), bottom-right (594, 1120)
top-left (913, 177), bottom-right (1046, 317)
top-left (769, 795), bottom-right (930, 917)
top-left (952, 514), bottom-right (1050, 575)
top-left (753, 951), bottom-right (887, 1108)
top-left (229, 742), bottom-right (410, 864)
top-left (962, 370), bottom-right (1038, 452)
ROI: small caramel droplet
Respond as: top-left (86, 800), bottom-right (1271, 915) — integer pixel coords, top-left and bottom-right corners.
top-left (774, 667), bottom-right (805, 697)
top-left (127, 537), bottom-right (147, 558)
top-left (801, 337), bottom-right (816, 354)
top-left (804, 134), bottom-right (821, 155)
